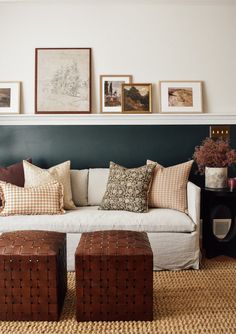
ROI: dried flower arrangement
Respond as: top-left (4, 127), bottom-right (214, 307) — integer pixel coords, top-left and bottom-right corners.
top-left (193, 138), bottom-right (236, 174)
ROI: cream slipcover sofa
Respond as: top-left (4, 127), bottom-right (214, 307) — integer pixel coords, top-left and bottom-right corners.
top-left (0, 168), bottom-right (201, 271)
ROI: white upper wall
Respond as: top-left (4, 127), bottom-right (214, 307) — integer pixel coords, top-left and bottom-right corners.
top-left (0, 0), bottom-right (235, 114)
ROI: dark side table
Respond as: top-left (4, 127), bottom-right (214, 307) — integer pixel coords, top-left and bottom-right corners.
top-left (202, 187), bottom-right (236, 258)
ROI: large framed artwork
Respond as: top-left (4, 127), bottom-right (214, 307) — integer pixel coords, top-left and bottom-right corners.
top-left (122, 83), bottom-right (152, 114)
top-left (100, 75), bottom-right (132, 113)
top-left (160, 81), bottom-right (203, 113)
top-left (35, 48), bottom-right (91, 114)
top-left (0, 82), bottom-right (20, 114)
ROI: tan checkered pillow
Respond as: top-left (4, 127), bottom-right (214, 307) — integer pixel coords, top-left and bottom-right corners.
top-left (147, 160), bottom-right (193, 213)
top-left (0, 181), bottom-right (65, 216)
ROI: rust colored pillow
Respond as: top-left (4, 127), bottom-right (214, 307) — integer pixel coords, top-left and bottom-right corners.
top-left (0, 159), bottom-right (31, 186)
top-left (0, 159), bottom-right (32, 206)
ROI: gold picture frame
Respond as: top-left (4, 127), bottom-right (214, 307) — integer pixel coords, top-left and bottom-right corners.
top-left (100, 75), bottom-right (132, 113)
top-left (122, 83), bottom-right (152, 114)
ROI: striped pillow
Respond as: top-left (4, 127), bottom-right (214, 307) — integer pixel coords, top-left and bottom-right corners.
top-left (0, 181), bottom-right (65, 216)
top-left (147, 160), bottom-right (193, 213)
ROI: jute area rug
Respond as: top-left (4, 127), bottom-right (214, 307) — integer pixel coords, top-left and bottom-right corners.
top-left (0, 257), bottom-right (236, 334)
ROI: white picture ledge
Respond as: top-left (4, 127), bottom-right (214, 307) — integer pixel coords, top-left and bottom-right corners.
top-left (0, 114), bottom-right (235, 125)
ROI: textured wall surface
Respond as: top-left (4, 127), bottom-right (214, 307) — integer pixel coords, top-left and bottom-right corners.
top-left (0, 1), bottom-right (235, 114)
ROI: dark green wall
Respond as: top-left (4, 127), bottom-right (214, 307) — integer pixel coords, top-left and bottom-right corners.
top-left (1, 125), bottom-right (236, 186)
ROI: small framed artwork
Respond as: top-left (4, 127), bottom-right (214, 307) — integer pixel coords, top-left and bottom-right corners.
top-left (160, 81), bottom-right (203, 113)
top-left (0, 82), bottom-right (20, 114)
top-left (35, 48), bottom-right (91, 114)
top-left (122, 83), bottom-right (152, 113)
top-left (100, 75), bottom-right (132, 113)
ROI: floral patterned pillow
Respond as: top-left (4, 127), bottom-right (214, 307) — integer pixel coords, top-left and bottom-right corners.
top-left (99, 162), bottom-right (156, 213)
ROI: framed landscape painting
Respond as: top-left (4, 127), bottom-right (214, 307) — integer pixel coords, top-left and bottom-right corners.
top-left (122, 83), bottom-right (152, 113)
top-left (0, 82), bottom-right (20, 114)
top-left (100, 75), bottom-right (132, 113)
top-left (160, 81), bottom-right (203, 113)
top-left (35, 48), bottom-right (91, 114)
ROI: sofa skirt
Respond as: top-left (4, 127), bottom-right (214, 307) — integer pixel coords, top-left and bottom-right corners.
top-left (67, 231), bottom-right (200, 271)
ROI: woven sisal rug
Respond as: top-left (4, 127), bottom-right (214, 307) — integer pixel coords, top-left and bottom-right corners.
top-left (0, 257), bottom-right (236, 334)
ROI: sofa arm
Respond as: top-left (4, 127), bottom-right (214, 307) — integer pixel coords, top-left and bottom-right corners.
top-left (187, 181), bottom-right (201, 227)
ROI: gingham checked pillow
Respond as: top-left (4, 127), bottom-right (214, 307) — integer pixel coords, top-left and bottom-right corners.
top-left (0, 181), bottom-right (65, 216)
top-left (147, 160), bottom-right (193, 213)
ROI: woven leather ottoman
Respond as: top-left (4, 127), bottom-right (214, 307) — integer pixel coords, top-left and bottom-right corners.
top-left (75, 230), bottom-right (153, 322)
top-left (0, 230), bottom-right (67, 321)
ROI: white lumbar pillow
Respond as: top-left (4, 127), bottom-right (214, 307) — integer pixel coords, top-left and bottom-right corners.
top-left (23, 160), bottom-right (76, 210)
top-left (88, 168), bottom-right (109, 206)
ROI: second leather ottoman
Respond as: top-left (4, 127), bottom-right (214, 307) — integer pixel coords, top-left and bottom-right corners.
top-left (75, 230), bottom-right (153, 322)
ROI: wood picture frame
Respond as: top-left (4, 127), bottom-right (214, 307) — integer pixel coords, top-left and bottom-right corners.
top-left (122, 83), bottom-right (152, 114)
top-left (159, 81), bottom-right (203, 113)
top-left (35, 48), bottom-right (91, 114)
top-left (0, 82), bottom-right (20, 114)
top-left (100, 75), bottom-right (132, 113)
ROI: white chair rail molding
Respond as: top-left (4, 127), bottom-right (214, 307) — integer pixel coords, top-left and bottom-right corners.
top-left (0, 113), bottom-right (236, 125)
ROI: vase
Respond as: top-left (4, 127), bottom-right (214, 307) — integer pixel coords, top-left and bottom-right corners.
top-left (205, 167), bottom-right (228, 189)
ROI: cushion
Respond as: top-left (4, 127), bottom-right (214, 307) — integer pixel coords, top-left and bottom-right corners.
top-left (88, 168), bottom-right (109, 206)
top-left (0, 159), bottom-right (32, 206)
top-left (23, 160), bottom-right (76, 210)
top-left (99, 162), bottom-right (156, 213)
top-left (147, 160), bottom-right (193, 213)
top-left (0, 206), bottom-right (195, 233)
top-left (70, 169), bottom-right (88, 206)
top-left (0, 181), bottom-right (64, 216)
top-left (0, 159), bottom-right (31, 186)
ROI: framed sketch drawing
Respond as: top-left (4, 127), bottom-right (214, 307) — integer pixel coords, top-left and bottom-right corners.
top-left (100, 75), bottom-right (132, 113)
top-left (35, 48), bottom-right (91, 114)
top-left (0, 82), bottom-right (20, 114)
top-left (122, 83), bottom-right (152, 114)
top-left (160, 81), bottom-right (203, 113)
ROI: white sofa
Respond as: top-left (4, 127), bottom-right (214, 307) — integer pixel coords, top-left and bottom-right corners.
top-left (0, 168), bottom-right (201, 271)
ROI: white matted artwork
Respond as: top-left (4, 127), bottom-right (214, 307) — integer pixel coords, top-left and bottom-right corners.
top-left (160, 81), bottom-right (203, 113)
top-left (0, 82), bottom-right (20, 114)
top-left (100, 75), bottom-right (132, 113)
top-left (35, 48), bottom-right (91, 114)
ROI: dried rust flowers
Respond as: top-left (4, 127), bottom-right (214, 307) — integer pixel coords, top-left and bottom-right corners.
top-left (193, 138), bottom-right (236, 174)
